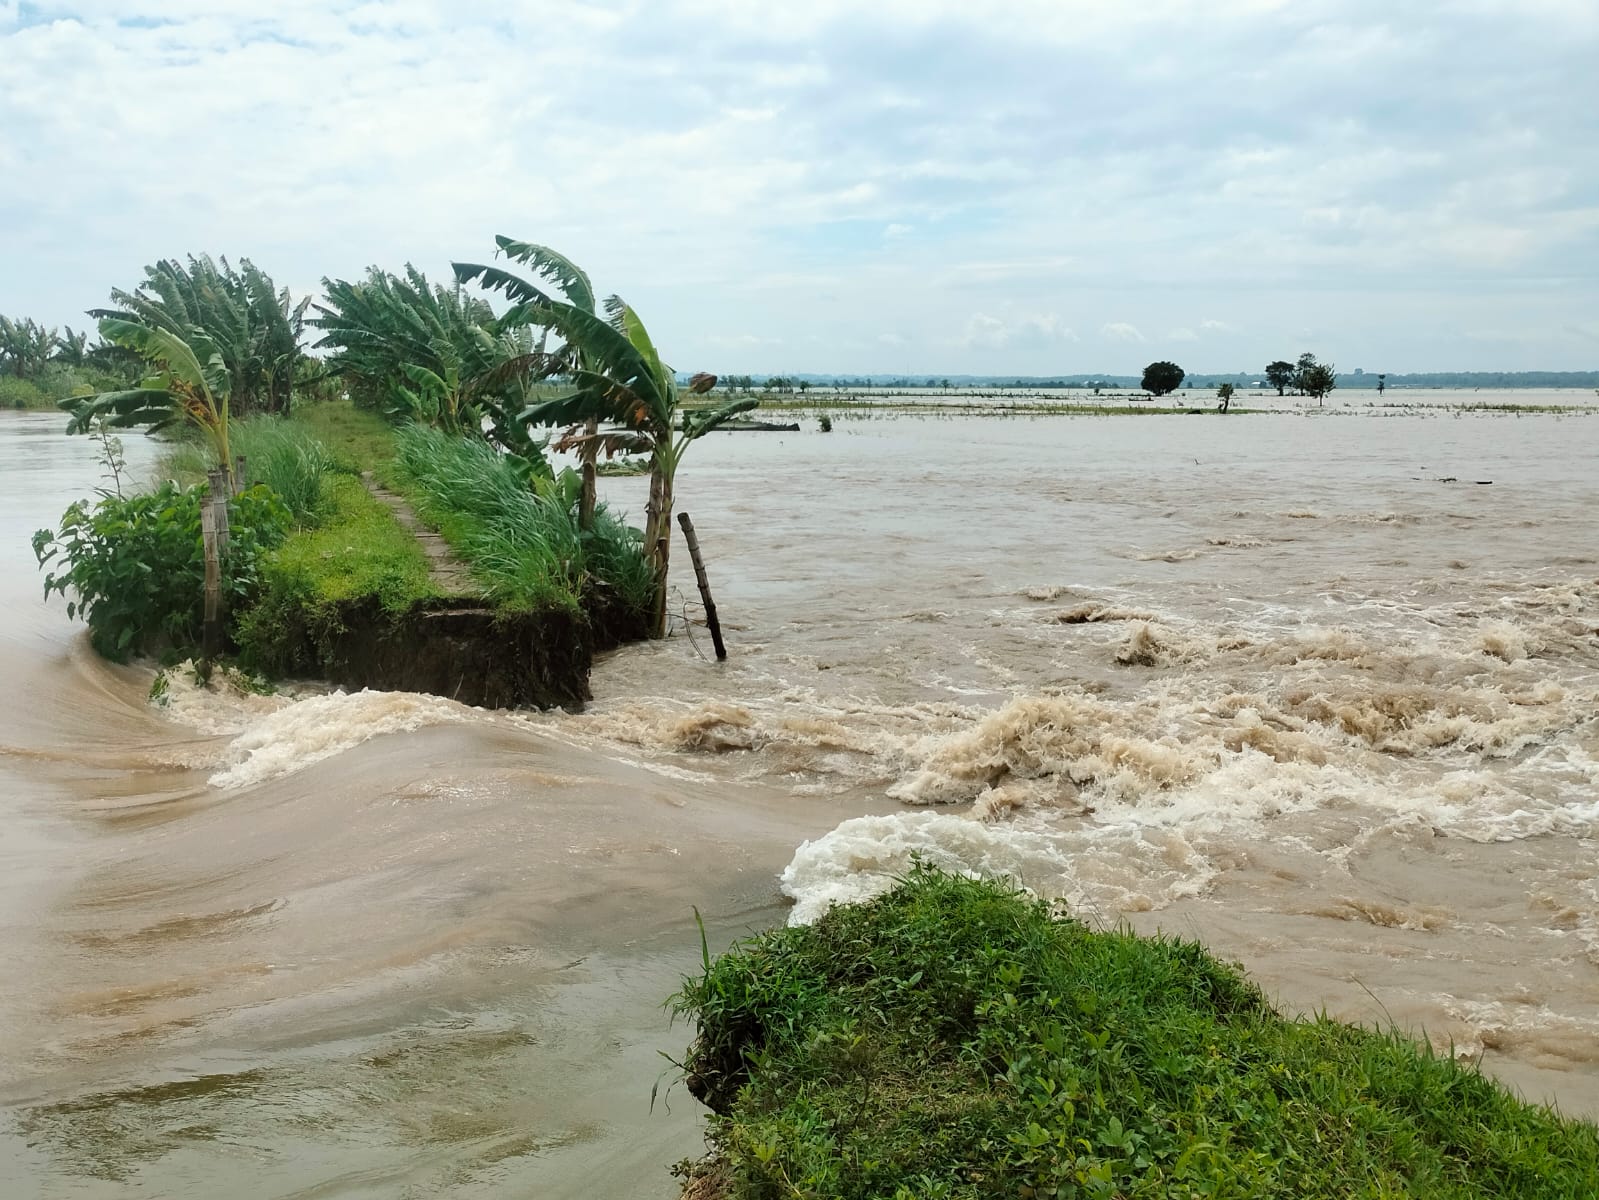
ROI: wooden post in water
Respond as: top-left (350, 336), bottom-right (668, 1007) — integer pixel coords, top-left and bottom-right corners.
top-left (202, 468), bottom-right (231, 660)
top-left (676, 512), bottom-right (726, 660)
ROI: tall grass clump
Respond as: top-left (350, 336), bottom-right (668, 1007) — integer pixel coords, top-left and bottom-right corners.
top-left (671, 868), bottom-right (1599, 1199)
top-left (154, 416), bottom-right (341, 526)
top-left (232, 417), bottom-right (341, 524)
top-left (392, 424), bottom-right (650, 617)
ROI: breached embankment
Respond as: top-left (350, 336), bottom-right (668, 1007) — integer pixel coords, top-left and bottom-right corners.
top-left (244, 595), bottom-right (609, 711)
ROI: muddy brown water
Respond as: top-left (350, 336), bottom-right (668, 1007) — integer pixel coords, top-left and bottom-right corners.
top-left (2, 400), bottom-right (1597, 1195)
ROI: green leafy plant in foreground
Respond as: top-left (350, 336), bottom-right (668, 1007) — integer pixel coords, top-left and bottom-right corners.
top-left (671, 869), bottom-right (1599, 1199)
top-left (32, 482), bottom-right (290, 661)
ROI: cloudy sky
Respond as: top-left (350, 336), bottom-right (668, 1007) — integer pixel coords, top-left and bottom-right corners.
top-left (2, 0), bottom-right (1596, 375)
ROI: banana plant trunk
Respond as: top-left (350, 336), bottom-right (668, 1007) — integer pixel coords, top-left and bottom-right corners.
top-left (644, 448), bottom-right (674, 639)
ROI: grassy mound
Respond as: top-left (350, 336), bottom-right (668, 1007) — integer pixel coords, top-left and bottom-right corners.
top-left (234, 471), bottom-right (438, 674)
top-left (671, 869), bottom-right (1599, 1199)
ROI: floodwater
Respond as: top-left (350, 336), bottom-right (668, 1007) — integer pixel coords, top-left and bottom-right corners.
top-left (2, 397), bottom-right (1597, 1195)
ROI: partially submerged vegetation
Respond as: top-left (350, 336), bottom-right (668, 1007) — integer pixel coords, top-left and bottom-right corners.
top-left (30, 237), bottom-right (747, 703)
top-left (671, 869), bottom-right (1599, 1199)
top-left (33, 481), bottom-right (290, 663)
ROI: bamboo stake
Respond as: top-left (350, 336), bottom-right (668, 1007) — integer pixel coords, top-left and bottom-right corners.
top-left (578, 417), bottom-right (597, 530)
top-left (677, 512), bottom-right (726, 660)
top-left (202, 469), bottom-right (230, 659)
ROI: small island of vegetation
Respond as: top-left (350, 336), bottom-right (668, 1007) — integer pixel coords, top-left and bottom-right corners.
top-left (29, 240), bottom-right (753, 707)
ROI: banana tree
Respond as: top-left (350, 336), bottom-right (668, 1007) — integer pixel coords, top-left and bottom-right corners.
top-left (0, 315), bottom-right (57, 378)
top-left (455, 240), bottom-right (755, 638)
top-left (62, 316), bottom-right (234, 484)
top-left (92, 255), bottom-right (307, 416)
top-left (452, 240), bottom-right (601, 521)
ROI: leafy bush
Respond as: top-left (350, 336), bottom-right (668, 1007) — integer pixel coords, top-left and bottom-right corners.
top-left (672, 869), bottom-right (1599, 1199)
top-left (32, 363), bottom-right (98, 403)
top-left (393, 424), bottom-right (651, 617)
top-left (33, 482), bottom-right (291, 661)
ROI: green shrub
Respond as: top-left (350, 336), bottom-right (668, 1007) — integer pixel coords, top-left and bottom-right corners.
top-left (672, 869), bottom-right (1599, 1199)
top-left (0, 376), bottom-right (50, 410)
top-left (32, 363), bottom-right (97, 403)
top-left (32, 482), bottom-right (291, 661)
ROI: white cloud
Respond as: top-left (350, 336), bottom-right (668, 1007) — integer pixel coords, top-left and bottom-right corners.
top-left (1, 0), bottom-right (1596, 372)
top-left (962, 311), bottom-right (1076, 349)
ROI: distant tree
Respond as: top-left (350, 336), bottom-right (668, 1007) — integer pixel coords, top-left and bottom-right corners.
top-left (1293, 352), bottom-right (1318, 395)
top-left (0, 316), bottom-right (58, 378)
top-left (1264, 360), bottom-right (1295, 395)
top-left (798, 379), bottom-right (811, 393)
top-left (1141, 361), bottom-right (1184, 397)
top-left (1216, 381), bottom-right (1235, 413)
top-left (941, 378), bottom-right (951, 389)
top-left (1301, 361), bottom-right (1337, 405)
top-left (1376, 373), bottom-right (1386, 396)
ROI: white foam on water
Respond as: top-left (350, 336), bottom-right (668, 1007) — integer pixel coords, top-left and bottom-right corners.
top-left (155, 661), bottom-right (297, 735)
top-left (778, 810), bottom-right (1218, 927)
top-left (779, 812), bottom-right (1077, 925)
top-left (208, 690), bottom-right (472, 790)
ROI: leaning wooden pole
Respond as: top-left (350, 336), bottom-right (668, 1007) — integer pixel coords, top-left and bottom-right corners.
top-left (677, 512), bottom-right (726, 660)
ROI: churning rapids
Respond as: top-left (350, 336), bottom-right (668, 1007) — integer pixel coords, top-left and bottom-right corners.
top-left (3, 399), bottom-right (1597, 1196)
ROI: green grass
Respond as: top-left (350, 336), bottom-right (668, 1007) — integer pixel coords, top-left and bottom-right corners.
top-left (671, 869), bottom-right (1599, 1199)
top-left (391, 424), bottom-right (652, 617)
top-left (260, 474), bottom-right (435, 608)
top-left (297, 398), bottom-right (399, 474)
top-left (232, 472), bottom-right (437, 674)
